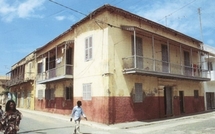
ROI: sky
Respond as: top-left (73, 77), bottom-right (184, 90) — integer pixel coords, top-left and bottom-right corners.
top-left (0, 0), bottom-right (214, 75)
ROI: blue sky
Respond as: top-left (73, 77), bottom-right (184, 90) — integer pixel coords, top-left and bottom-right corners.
top-left (0, 0), bottom-right (214, 75)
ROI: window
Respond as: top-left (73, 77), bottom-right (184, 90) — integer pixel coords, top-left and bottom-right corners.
top-left (162, 44), bottom-right (169, 72)
top-left (37, 62), bottom-right (43, 73)
top-left (45, 55), bottom-right (56, 71)
top-left (194, 90), bottom-right (199, 98)
top-left (45, 89), bottom-right (55, 100)
top-left (65, 86), bottom-right (72, 100)
top-left (85, 36), bottom-right (93, 61)
top-left (38, 89), bottom-right (43, 100)
top-left (28, 62), bottom-right (32, 73)
top-left (133, 83), bottom-right (143, 103)
top-left (208, 62), bottom-right (213, 71)
top-left (83, 83), bottom-right (91, 100)
top-left (66, 47), bottom-right (73, 64)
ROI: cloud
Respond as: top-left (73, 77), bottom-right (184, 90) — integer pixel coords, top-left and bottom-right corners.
top-left (0, 0), bottom-right (45, 22)
top-left (55, 15), bottom-right (65, 21)
top-left (55, 15), bottom-right (76, 21)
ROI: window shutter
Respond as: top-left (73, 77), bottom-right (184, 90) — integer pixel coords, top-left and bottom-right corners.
top-left (89, 37), bottom-right (92, 59)
top-left (87, 84), bottom-right (91, 100)
top-left (83, 83), bottom-right (91, 100)
top-left (38, 89), bottom-right (43, 100)
top-left (51, 89), bottom-right (55, 100)
top-left (85, 38), bottom-right (88, 61)
top-left (135, 83), bottom-right (143, 102)
top-left (83, 84), bottom-right (86, 99)
top-left (45, 89), bottom-right (48, 100)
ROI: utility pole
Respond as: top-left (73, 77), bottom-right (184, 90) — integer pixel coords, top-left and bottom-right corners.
top-left (198, 8), bottom-right (203, 42)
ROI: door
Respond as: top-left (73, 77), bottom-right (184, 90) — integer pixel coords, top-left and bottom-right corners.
top-left (179, 91), bottom-right (185, 114)
top-left (132, 36), bottom-right (143, 69)
top-left (184, 51), bottom-right (191, 76)
top-left (206, 92), bottom-right (215, 110)
top-left (162, 45), bottom-right (169, 72)
top-left (27, 92), bottom-right (31, 109)
top-left (164, 87), bottom-right (173, 116)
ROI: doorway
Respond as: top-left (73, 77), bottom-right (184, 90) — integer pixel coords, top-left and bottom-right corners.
top-left (179, 91), bottom-right (185, 114)
top-left (164, 86), bottom-right (173, 116)
top-left (162, 45), bottom-right (169, 72)
top-left (184, 51), bottom-right (191, 76)
top-left (206, 92), bottom-right (215, 110)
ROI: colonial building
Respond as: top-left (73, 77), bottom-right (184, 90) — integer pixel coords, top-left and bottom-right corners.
top-left (35, 31), bottom-right (74, 114)
top-left (6, 52), bottom-right (36, 110)
top-left (33, 4), bottom-right (212, 124)
top-left (7, 4), bottom-right (212, 124)
top-left (202, 45), bottom-right (215, 110)
top-left (0, 76), bottom-right (8, 105)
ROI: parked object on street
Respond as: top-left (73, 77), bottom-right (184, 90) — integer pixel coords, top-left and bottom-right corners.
top-left (0, 100), bottom-right (22, 134)
top-left (70, 101), bottom-right (87, 134)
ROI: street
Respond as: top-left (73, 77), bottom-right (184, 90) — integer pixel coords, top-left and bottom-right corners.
top-left (17, 109), bottom-right (215, 134)
top-left (18, 111), bottom-right (104, 134)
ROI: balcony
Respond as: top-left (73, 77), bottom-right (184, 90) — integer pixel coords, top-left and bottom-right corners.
top-left (122, 56), bottom-right (210, 81)
top-left (6, 73), bottom-right (34, 87)
top-left (37, 64), bottom-right (73, 84)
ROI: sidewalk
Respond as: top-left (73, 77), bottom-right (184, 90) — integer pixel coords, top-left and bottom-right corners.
top-left (18, 108), bottom-right (215, 131)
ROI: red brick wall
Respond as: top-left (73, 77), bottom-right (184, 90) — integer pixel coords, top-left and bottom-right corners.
top-left (34, 95), bottom-right (205, 124)
top-left (173, 97), bottom-right (181, 116)
top-left (34, 97), bottom-right (73, 115)
top-left (184, 96), bottom-right (204, 113)
top-left (75, 96), bottom-right (165, 124)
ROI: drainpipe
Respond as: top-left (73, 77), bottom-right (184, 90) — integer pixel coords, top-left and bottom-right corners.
top-left (64, 42), bottom-right (67, 75)
top-left (190, 48), bottom-right (193, 76)
top-left (152, 35), bottom-right (155, 71)
top-left (167, 40), bottom-right (170, 73)
top-left (180, 44), bottom-right (182, 75)
top-left (133, 30), bottom-right (137, 68)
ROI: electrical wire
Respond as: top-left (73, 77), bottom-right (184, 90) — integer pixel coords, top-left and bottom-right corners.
top-left (48, 0), bottom-right (121, 29)
top-left (49, 0), bottom-right (87, 16)
top-left (157, 0), bottom-right (197, 22)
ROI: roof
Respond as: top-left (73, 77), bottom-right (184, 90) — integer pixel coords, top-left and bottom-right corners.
top-left (39, 4), bottom-right (203, 52)
top-left (71, 4), bottom-right (202, 44)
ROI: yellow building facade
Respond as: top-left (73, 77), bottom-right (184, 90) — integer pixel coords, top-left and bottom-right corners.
top-left (6, 52), bottom-right (36, 110)
top-left (7, 5), bottom-right (212, 124)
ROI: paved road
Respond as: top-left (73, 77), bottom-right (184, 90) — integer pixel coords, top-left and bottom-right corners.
top-left (17, 108), bottom-right (215, 134)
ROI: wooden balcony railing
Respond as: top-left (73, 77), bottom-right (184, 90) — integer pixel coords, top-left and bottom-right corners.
top-left (5, 73), bottom-right (34, 87)
top-left (122, 56), bottom-right (210, 80)
top-left (37, 64), bottom-right (73, 83)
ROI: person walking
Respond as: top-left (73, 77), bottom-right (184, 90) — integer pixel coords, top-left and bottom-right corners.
top-left (0, 100), bottom-right (22, 134)
top-left (0, 105), bottom-right (4, 119)
top-left (70, 100), bottom-right (87, 134)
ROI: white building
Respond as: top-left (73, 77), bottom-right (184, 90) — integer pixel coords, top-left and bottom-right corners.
top-left (203, 45), bottom-right (215, 110)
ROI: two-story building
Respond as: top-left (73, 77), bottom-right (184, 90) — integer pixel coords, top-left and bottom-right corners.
top-left (35, 31), bottom-right (74, 114)
top-left (6, 4), bottom-right (212, 124)
top-left (202, 45), bottom-right (215, 110)
top-left (6, 52), bottom-right (36, 110)
top-left (33, 4), bottom-right (211, 124)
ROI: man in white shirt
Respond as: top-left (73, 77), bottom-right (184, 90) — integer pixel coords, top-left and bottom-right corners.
top-left (70, 101), bottom-right (87, 134)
